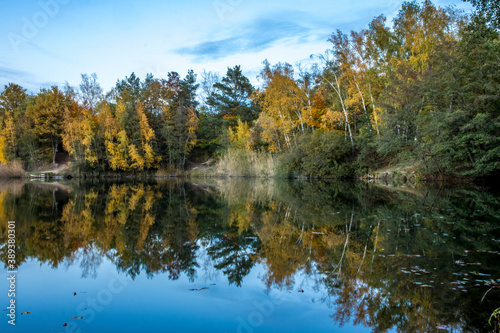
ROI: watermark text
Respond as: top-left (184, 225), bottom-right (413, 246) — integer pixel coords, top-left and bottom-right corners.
top-left (6, 221), bottom-right (16, 326)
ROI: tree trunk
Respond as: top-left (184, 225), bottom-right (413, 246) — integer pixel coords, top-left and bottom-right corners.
top-left (52, 136), bottom-right (58, 165)
top-left (321, 72), bottom-right (355, 154)
top-left (369, 84), bottom-right (380, 135)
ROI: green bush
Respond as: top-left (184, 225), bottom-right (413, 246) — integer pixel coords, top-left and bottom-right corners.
top-left (277, 130), bottom-right (354, 179)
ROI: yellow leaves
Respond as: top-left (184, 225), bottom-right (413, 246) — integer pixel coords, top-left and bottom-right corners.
top-left (136, 103), bottom-right (161, 169)
top-left (104, 99), bottom-right (162, 171)
top-left (186, 217), bottom-right (199, 246)
top-left (229, 119), bottom-right (252, 150)
top-left (61, 100), bottom-right (100, 167)
top-left (104, 101), bottom-right (130, 171)
top-left (321, 109), bottom-right (344, 130)
top-left (0, 135), bottom-right (8, 164)
top-left (255, 113), bottom-right (281, 152)
top-left (0, 113), bottom-right (17, 164)
top-left (102, 184), bottom-right (160, 253)
top-left (185, 106), bottom-right (198, 152)
top-left (136, 212), bottom-right (154, 252)
top-left (370, 107), bottom-right (384, 133)
top-left (128, 185), bottom-right (145, 211)
top-left (256, 62), bottom-right (307, 150)
top-left (60, 199), bottom-right (93, 247)
top-left (304, 89), bottom-right (328, 128)
top-left (3, 114), bottom-right (15, 149)
top-left (0, 191), bottom-right (7, 227)
top-left (107, 130), bottom-right (129, 171)
top-left (228, 202), bottom-right (255, 234)
top-left (393, 0), bottom-right (461, 76)
top-left (137, 102), bottom-right (154, 142)
top-left (143, 143), bottom-right (159, 169)
top-left (107, 101), bottom-right (161, 171)
top-left (103, 102), bottom-right (118, 142)
top-left (128, 144), bottom-right (144, 170)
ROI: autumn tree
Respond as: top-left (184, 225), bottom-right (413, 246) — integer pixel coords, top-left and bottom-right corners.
top-left (378, 1), bottom-right (463, 154)
top-left (0, 83), bottom-right (27, 163)
top-left (27, 86), bottom-right (73, 165)
top-left (103, 100), bottom-right (130, 171)
top-left (61, 93), bottom-right (87, 167)
top-left (129, 102), bottom-right (161, 170)
top-left (316, 52), bottom-right (355, 153)
top-left (255, 61), bottom-right (305, 151)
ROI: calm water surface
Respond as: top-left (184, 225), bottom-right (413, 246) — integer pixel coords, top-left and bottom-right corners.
top-left (0, 179), bottom-right (499, 333)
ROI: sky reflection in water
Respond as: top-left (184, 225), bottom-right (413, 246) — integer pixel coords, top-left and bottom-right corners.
top-left (0, 179), bottom-right (499, 332)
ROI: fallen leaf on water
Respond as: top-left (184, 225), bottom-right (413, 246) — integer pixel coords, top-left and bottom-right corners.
top-left (436, 324), bottom-right (450, 330)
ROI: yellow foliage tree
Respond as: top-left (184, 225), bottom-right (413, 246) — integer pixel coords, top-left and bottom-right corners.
top-left (255, 61), bottom-right (304, 150)
top-left (104, 101), bottom-right (130, 171)
top-left (228, 119), bottom-right (252, 150)
top-left (0, 135), bottom-right (8, 164)
top-left (129, 102), bottom-right (160, 170)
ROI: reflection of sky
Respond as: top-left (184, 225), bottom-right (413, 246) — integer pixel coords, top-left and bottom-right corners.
top-left (0, 0), bottom-right (472, 92)
top-left (1, 256), bottom-right (373, 333)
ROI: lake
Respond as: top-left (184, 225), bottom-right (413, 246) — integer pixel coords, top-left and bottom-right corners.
top-left (1, 179), bottom-right (499, 333)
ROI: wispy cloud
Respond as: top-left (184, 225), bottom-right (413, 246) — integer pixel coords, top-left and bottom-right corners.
top-left (0, 66), bottom-right (57, 92)
top-left (0, 66), bottom-right (33, 84)
top-left (175, 10), bottom-right (330, 61)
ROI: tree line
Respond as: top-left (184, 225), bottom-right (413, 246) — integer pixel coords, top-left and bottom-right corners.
top-left (0, 0), bottom-right (498, 178)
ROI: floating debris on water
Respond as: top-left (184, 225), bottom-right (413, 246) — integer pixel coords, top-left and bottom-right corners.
top-left (437, 324), bottom-right (451, 330)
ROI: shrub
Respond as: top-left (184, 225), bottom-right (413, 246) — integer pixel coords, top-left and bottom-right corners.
top-left (216, 148), bottom-right (276, 177)
top-left (277, 130), bottom-right (354, 178)
top-left (0, 161), bottom-right (25, 178)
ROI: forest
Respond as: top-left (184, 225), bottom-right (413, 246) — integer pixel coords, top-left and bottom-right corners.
top-left (0, 0), bottom-right (499, 180)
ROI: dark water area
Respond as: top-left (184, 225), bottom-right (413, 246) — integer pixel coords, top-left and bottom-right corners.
top-left (0, 179), bottom-right (499, 333)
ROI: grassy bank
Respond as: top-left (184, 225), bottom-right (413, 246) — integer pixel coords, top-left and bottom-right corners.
top-left (0, 162), bottom-right (24, 178)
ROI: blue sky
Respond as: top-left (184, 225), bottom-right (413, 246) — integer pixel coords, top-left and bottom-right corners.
top-left (0, 0), bottom-right (472, 92)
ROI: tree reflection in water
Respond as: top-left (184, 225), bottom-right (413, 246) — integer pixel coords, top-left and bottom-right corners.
top-left (0, 179), bottom-right (499, 332)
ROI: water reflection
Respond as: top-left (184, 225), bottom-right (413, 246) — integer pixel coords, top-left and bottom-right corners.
top-left (0, 179), bottom-right (499, 332)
